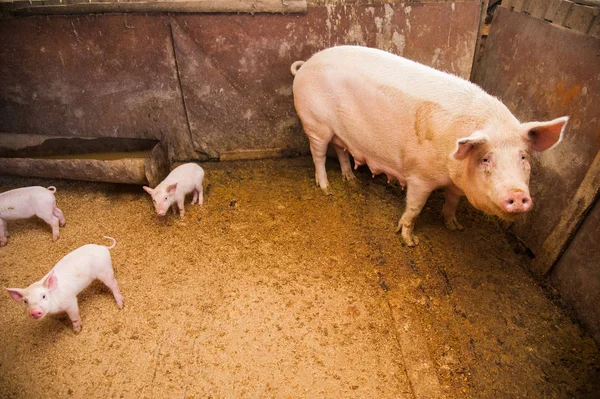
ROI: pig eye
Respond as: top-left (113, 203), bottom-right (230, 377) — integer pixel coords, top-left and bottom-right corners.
top-left (164, 196), bottom-right (168, 201)
top-left (23, 299), bottom-right (28, 304)
top-left (42, 294), bottom-right (46, 300)
top-left (521, 155), bottom-right (526, 160)
top-left (482, 157), bottom-right (489, 164)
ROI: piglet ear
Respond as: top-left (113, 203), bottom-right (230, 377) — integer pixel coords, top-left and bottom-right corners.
top-left (43, 270), bottom-right (58, 292)
top-left (452, 131), bottom-right (490, 161)
top-left (166, 183), bottom-right (178, 194)
top-left (142, 186), bottom-right (154, 195)
top-left (6, 288), bottom-right (24, 303)
top-left (522, 116), bottom-right (569, 152)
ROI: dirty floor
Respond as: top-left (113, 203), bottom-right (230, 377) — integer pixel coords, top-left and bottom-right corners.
top-left (0, 157), bottom-right (598, 398)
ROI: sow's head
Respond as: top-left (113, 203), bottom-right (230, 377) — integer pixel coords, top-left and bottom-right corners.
top-left (451, 116), bottom-right (568, 221)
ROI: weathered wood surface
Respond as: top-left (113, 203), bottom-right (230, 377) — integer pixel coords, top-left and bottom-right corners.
top-left (0, 158), bottom-right (147, 184)
top-left (3, 0), bottom-right (307, 16)
top-left (530, 151), bottom-right (600, 276)
top-left (502, 0), bottom-right (600, 37)
top-left (144, 142), bottom-right (170, 188)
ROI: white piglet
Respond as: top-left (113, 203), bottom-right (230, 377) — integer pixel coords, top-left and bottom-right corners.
top-left (6, 236), bottom-right (124, 333)
top-left (143, 163), bottom-right (205, 219)
top-left (0, 186), bottom-right (66, 246)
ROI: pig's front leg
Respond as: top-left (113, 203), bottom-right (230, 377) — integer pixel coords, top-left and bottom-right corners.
top-left (65, 301), bottom-right (82, 333)
top-left (395, 184), bottom-right (432, 247)
top-left (0, 219), bottom-right (7, 246)
top-left (442, 188), bottom-right (464, 231)
top-left (177, 196), bottom-right (185, 219)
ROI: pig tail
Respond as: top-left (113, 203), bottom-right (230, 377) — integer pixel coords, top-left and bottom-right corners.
top-left (290, 60), bottom-right (305, 76)
top-left (103, 236), bottom-right (117, 250)
top-left (47, 186), bottom-right (57, 193)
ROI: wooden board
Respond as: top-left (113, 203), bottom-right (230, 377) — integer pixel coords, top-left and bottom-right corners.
top-left (4, 0), bottom-right (307, 16)
top-left (503, 0), bottom-right (600, 37)
top-left (530, 151), bottom-right (600, 276)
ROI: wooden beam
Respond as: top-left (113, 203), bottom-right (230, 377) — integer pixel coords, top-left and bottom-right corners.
top-left (530, 151), bottom-right (600, 276)
top-left (570, 0), bottom-right (600, 7)
top-left (9, 0), bottom-right (307, 16)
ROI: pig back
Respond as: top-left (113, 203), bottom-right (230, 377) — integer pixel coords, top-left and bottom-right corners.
top-left (294, 46), bottom-right (487, 185)
top-left (0, 186), bottom-right (56, 220)
top-left (51, 244), bottom-right (112, 294)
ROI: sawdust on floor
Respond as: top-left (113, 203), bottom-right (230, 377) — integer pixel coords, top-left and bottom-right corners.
top-left (0, 157), bottom-right (598, 398)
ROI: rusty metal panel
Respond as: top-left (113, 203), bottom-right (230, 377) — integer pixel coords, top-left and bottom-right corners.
top-left (472, 7), bottom-right (600, 254)
top-left (173, 1), bottom-right (482, 159)
top-left (0, 15), bottom-right (196, 160)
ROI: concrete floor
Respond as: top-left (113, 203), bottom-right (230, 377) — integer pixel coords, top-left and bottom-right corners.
top-left (0, 157), bottom-right (598, 398)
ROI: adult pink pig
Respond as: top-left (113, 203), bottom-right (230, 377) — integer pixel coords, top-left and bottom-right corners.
top-left (0, 186), bottom-right (66, 246)
top-left (291, 45), bottom-right (568, 246)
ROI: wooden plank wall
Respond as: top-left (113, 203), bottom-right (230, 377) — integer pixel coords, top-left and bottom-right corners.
top-left (501, 0), bottom-right (600, 37)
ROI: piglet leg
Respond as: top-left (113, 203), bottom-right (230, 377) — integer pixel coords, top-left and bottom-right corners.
top-left (98, 270), bottom-right (124, 309)
top-left (53, 207), bottom-right (66, 227)
top-left (177, 198), bottom-right (185, 219)
top-left (0, 219), bottom-right (7, 246)
top-left (65, 301), bottom-right (82, 333)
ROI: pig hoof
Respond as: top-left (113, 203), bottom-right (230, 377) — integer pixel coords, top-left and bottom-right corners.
top-left (342, 172), bottom-right (357, 182)
top-left (444, 218), bottom-right (464, 231)
top-left (0, 241), bottom-right (6, 247)
top-left (52, 235), bottom-right (60, 242)
top-left (116, 296), bottom-right (124, 309)
top-left (401, 231), bottom-right (419, 247)
top-left (320, 187), bottom-right (333, 196)
top-left (60, 221), bottom-right (66, 227)
top-left (73, 324), bottom-right (82, 333)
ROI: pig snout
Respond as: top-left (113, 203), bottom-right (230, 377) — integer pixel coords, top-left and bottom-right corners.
top-left (30, 309), bottom-right (44, 319)
top-left (503, 190), bottom-right (532, 213)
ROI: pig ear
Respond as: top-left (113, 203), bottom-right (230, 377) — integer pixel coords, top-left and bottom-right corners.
top-left (142, 186), bottom-right (154, 195)
top-left (452, 131), bottom-right (490, 161)
top-left (43, 270), bottom-right (58, 292)
top-left (166, 183), bottom-right (177, 194)
top-left (522, 116), bottom-right (569, 152)
top-left (6, 288), bottom-right (24, 303)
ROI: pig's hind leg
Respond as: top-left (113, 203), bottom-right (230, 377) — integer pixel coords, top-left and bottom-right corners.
top-left (53, 207), bottom-right (66, 227)
top-left (0, 219), bottom-right (7, 246)
top-left (98, 268), bottom-right (124, 309)
top-left (192, 184), bottom-right (203, 205)
top-left (308, 136), bottom-right (333, 194)
top-left (38, 210), bottom-right (61, 241)
top-left (332, 144), bottom-right (357, 183)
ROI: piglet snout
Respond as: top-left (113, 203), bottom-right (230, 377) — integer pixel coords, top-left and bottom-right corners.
top-left (503, 190), bottom-right (532, 213)
top-left (30, 310), bottom-right (43, 319)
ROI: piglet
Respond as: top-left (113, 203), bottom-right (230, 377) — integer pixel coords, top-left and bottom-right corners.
top-left (143, 163), bottom-right (205, 219)
top-left (0, 186), bottom-right (66, 246)
top-left (5, 236), bottom-right (124, 333)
